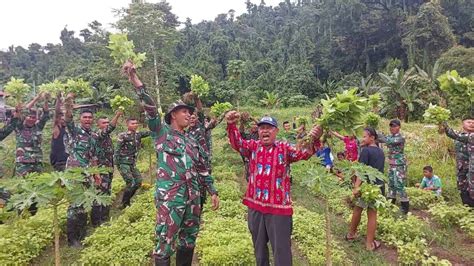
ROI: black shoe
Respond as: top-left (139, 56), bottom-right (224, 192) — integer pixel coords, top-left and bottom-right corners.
top-left (154, 257), bottom-right (171, 266)
top-left (176, 247), bottom-right (194, 266)
top-left (400, 201), bottom-right (409, 215)
top-left (121, 187), bottom-right (138, 207)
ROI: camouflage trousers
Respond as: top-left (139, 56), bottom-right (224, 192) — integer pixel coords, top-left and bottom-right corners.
top-left (118, 164), bottom-right (142, 190)
top-left (15, 162), bottom-right (43, 177)
top-left (456, 160), bottom-right (470, 191)
top-left (387, 165), bottom-right (409, 202)
top-left (154, 193), bottom-right (201, 259)
top-left (92, 172), bottom-right (113, 194)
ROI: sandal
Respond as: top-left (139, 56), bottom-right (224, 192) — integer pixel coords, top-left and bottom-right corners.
top-left (368, 240), bottom-right (381, 251)
top-left (344, 233), bottom-right (357, 241)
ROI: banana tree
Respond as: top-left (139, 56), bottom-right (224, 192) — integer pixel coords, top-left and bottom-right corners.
top-left (259, 91), bottom-right (281, 109)
top-left (3, 167), bottom-right (111, 266)
top-left (379, 68), bottom-right (427, 122)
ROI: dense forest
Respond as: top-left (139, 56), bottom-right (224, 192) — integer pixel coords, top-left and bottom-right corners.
top-left (0, 0), bottom-right (473, 120)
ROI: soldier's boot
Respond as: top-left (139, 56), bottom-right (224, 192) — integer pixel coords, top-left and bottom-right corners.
top-left (176, 247), bottom-right (194, 266)
top-left (154, 257), bottom-right (171, 266)
top-left (91, 205), bottom-right (103, 227)
top-left (101, 206), bottom-right (110, 223)
top-left (28, 202), bottom-right (38, 216)
top-left (400, 201), bottom-right (409, 215)
top-left (67, 217), bottom-right (82, 247)
top-left (121, 188), bottom-right (132, 208)
top-left (67, 212), bottom-right (87, 247)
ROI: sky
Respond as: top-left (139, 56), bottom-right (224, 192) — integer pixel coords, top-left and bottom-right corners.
top-left (0, 0), bottom-right (282, 50)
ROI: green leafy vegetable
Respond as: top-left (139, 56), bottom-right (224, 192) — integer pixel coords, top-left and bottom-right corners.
top-left (368, 93), bottom-right (381, 110)
top-left (365, 112), bottom-right (381, 128)
top-left (210, 101), bottom-right (233, 117)
top-left (437, 70), bottom-right (473, 116)
top-left (38, 80), bottom-right (65, 98)
top-left (4, 77), bottom-right (30, 104)
top-left (423, 104), bottom-right (451, 124)
top-left (110, 95), bottom-right (134, 112)
top-left (190, 74), bottom-right (210, 97)
top-left (317, 88), bottom-right (369, 135)
top-left (65, 79), bottom-right (93, 98)
top-left (296, 116), bottom-right (310, 127)
top-left (108, 33), bottom-right (146, 68)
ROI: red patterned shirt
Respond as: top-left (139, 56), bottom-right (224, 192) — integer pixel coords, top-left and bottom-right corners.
top-left (343, 136), bottom-right (359, 161)
top-left (227, 123), bottom-right (319, 216)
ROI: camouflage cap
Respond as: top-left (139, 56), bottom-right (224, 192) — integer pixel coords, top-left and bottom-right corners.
top-left (164, 100), bottom-right (195, 125)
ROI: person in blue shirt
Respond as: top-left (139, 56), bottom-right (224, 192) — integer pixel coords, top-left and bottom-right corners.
top-left (315, 141), bottom-right (333, 170)
top-left (419, 165), bottom-right (442, 197)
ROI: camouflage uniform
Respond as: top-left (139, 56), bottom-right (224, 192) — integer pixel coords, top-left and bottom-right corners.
top-left (134, 85), bottom-right (217, 261)
top-left (115, 130), bottom-right (151, 206)
top-left (91, 124), bottom-right (116, 225)
top-left (188, 112), bottom-right (211, 209)
top-left (65, 120), bottom-right (98, 244)
top-left (0, 117), bottom-right (19, 206)
top-left (378, 132), bottom-right (408, 202)
top-left (445, 127), bottom-right (474, 203)
top-left (14, 110), bottom-right (50, 177)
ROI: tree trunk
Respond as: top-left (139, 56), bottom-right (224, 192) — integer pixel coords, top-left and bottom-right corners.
top-left (152, 50), bottom-right (162, 113)
top-left (325, 200), bottom-right (332, 266)
top-left (53, 205), bottom-right (61, 266)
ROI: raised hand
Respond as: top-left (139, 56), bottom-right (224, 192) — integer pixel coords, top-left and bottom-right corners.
top-left (225, 110), bottom-right (240, 124)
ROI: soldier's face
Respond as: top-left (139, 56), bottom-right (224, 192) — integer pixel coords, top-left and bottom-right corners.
top-left (258, 124), bottom-right (278, 146)
top-left (171, 108), bottom-right (191, 129)
top-left (250, 121), bottom-right (258, 133)
top-left (80, 112), bottom-right (94, 130)
top-left (463, 119), bottom-right (474, 133)
top-left (127, 120), bottom-right (139, 131)
top-left (189, 114), bottom-right (197, 127)
top-left (97, 118), bottom-right (109, 130)
top-left (24, 115), bottom-right (37, 127)
top-left (389, 125), bottom-right (400, 135)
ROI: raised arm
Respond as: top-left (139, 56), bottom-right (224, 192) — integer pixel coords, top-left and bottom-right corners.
top-left (376, 131), bottom-right (404, 145)
top-left (25, 93), bottom-right (42, 110)
top-left (444, 124), bottom-right (469, 143)
top-left (329, 130), bottom-right (344, 140)
top-left (122, 61), bottom-right (161, 133)
top-left (288, 125), bottom-right (323, 163)
top-left (226, 111), bottom-right (251, 158)
top-left (110, 110), bottom-right (123, 128)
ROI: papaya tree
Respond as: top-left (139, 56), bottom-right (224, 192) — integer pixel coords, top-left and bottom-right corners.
top-left (3, 168), bottom-right (111, 266)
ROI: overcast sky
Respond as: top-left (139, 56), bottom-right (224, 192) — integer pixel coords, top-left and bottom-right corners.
top-left (0, 0), bottom-right (282, 50)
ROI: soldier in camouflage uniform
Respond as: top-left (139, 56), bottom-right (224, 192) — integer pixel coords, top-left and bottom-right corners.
top-left (64, 94), bottom-right (98, 247)
top-left (91, 111), bottom-right (122, 226)
top-left (378, 119), bottom-right (410, 214)
top-left (115, 117), bottom-right (150, 207)
top-left (444, 116), bottom-right (474, 207)
top-left (14, 94), bottom-right (50, 177)
top-left (0, 108), bottom-right (21, 207)
top-left (123, 61), bottom-right (219, 266)
top-left (187, 94), bottom-right (213, 210)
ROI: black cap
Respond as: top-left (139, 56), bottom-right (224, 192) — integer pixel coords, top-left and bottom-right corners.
top-left (389, 119), bottom-right (401, 127)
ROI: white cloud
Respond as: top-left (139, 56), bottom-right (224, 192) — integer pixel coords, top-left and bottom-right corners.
top-left (0, 0), bottom-right (282, 49)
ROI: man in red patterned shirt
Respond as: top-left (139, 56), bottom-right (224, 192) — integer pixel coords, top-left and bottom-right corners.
top-left (226, 111), bottom-right (323, 266)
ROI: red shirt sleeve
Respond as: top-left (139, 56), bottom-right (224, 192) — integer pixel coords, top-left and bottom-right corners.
top-left (227, 123), bottom-right (252, 158)
top-left (287, 140), bottom-right (320, 163)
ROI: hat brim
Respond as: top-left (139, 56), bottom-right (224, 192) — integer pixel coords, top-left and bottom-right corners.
top-left (165, 105), bottom-right (195, 124)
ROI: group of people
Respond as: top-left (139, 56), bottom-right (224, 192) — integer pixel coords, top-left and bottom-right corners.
top-left (1, 59), bottom-right (472, 265)
top-left (237, 110), bottom-right (473, 264)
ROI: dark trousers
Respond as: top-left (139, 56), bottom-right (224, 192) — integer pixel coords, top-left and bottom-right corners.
top-left (247, 208), bottom-right (293, 266)
top-left (460, 190), bottom-right (474, 207)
